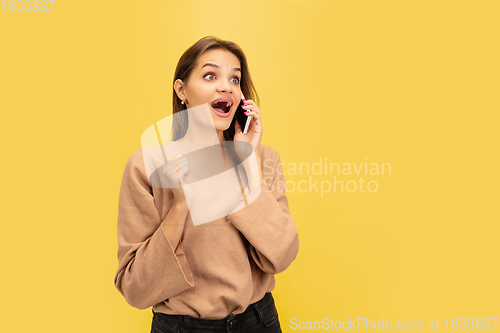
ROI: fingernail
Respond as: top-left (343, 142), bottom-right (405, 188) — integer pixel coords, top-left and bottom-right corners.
top-left (243, 99), bottom-right (248, 101)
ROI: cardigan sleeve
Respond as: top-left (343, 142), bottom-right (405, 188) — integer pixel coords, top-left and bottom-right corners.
top-left (114, 149), bottom-right (194, 310)
top-left (227, 149), bottom-right (299, 274)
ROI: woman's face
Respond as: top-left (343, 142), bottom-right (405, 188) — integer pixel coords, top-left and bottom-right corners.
top-left (175, 49), bottom-right (242, 137)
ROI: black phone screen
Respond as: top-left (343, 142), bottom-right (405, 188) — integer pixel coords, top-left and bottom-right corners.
top-left (235, 99), bottom-right (249, 132)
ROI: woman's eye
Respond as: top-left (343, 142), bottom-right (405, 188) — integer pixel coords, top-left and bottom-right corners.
top-left (204, 73), bottom-right (216, 80)
top-left (204, 73), bottom-right (240, 84)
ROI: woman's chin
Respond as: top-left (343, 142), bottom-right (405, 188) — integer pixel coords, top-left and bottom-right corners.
top-left (212, 115), bottom-right (234, 130)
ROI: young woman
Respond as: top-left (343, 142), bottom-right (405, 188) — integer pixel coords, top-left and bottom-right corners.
top-left (114, 36), bottom-right (299, 333)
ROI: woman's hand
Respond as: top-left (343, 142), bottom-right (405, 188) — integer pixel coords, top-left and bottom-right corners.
top-left (161, 155), bottom-right (192, 207)
top-left (234, 99), bottom-right (263, 159)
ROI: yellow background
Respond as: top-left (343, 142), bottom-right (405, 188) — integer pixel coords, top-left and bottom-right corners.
top-left (1, 0), bottom-right (498, 332)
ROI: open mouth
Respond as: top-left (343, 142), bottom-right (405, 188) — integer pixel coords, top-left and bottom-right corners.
top-left (211, 100), bottom-right (232, 114)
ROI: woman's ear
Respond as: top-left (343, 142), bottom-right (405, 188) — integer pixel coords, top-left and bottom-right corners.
top-left (174, 79), bottom-right (186, 101)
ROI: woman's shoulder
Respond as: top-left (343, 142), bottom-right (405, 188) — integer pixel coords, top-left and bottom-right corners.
top-left (120, 147), bottom-right (148, 182)
top-left (123, 147), bottom-right (144, 167)
top-left (126, 142), bottom-right (182, 164)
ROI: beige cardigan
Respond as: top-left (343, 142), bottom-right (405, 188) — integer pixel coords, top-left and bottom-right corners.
top-left (114, 143), bottom-right (299, 319)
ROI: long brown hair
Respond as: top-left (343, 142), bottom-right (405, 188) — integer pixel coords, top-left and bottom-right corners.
top-left (171, 36), bottom-right (259, 141)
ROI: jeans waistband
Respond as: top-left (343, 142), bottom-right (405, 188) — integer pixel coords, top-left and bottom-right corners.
top-left (153, 292), bottom-right (272, 330)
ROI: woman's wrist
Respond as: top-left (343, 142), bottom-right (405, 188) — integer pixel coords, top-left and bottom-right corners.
top-left (162, 199), bottom-right (190, 252)
top-left (172, 198), bottom-right (190, 212)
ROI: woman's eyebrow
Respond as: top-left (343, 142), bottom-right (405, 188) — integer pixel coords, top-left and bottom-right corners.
top-left (201, 63), bottom-right (241, 73)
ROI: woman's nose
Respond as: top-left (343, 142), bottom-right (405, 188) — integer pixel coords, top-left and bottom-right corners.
top-left (217, 79), bottom-right (231, 93)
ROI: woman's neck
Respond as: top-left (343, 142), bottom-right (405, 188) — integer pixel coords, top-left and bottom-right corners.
top-left (216, 130), bottom-right (225, 143)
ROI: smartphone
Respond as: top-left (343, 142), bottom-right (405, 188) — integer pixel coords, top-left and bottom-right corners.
top-left (235, 91), bottom-right (252, 134)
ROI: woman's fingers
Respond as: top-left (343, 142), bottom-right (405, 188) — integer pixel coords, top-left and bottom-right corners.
top-left (159, 155), bottom-right (192, 203)
top-left (173, 157), bottom-right (187, 168)
top-left (181, 168), bottom-right (191, 182)
top-left (242, 99), bottom-right (256, 107)
top-left (241, 104), bottom-right (262, 130)
top-left (164, 157), bottom-right (187, 172)
top-left (177, 164), bottom-right (188, 177)
top-left (165, 157), bottom-right (186, 167)
top-left (162, 157), bottom-right (190, 187)
top-left (242, 103), bottom-right (260, 122)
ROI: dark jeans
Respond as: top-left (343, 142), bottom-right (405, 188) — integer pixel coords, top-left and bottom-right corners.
top-left (150, 292), bottom-right (282, 333)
